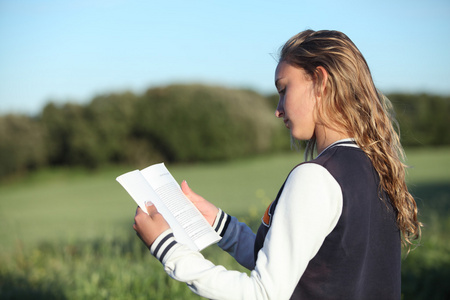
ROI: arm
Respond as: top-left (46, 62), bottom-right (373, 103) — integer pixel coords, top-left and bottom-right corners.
top-left (147, 164), bottom-right (343, 299)
top-left (182, 180), bottom-right (257, 269)
top-left (215, 210), bottom-right (257, 270)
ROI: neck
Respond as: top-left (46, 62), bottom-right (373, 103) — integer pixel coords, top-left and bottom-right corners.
top-left (315, 125), bottom-right (351, 154)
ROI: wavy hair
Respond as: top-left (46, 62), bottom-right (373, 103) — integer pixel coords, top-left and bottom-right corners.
top-left (280, 29), bottom-right (421, 248)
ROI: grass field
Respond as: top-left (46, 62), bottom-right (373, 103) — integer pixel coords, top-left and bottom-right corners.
top-left (1, 147), bottom-right (449, 299)
top-left (0, 151), bottom-right (301, 253)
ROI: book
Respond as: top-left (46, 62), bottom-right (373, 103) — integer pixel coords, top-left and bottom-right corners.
top-left (116, 163), bottom-right (221, 251)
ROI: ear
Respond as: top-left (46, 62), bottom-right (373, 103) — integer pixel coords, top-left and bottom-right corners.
top-left (315, 66), bottom-right (328, 98)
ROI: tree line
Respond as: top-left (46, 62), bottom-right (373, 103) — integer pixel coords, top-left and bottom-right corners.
top-left (0, 84), bottom-right (449, 178)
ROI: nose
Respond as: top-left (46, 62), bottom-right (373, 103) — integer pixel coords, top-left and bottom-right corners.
top-left (275, 99), bottom-right (284, 118)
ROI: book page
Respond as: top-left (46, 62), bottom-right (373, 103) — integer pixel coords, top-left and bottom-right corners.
top-left (141, 163), bottom-right (221, 251)
top-left (116, 170), bottom-right (196, 250)
top-left (116, 170), bottom-right (159, 212)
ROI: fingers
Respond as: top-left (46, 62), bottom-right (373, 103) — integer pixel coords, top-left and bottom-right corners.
top-left (135, 206), bottom-right (145, 216)
top-left (181, 180), bottom-right (192, 195)
top-left (133, 202), bottom-right (170, 248)
top-left (146, 202), bottom-right (159, 217)
top-left (181, 180), bottom-right (202, 202)
top-left (135, 202), bottom-right (157, 216)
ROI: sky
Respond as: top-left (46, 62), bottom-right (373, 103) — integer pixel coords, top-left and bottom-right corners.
top-left (1, 0), bottom-right (449, 115)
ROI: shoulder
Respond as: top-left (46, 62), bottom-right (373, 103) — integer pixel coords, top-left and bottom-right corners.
top-left (314, 144), bottom-right (365, 167)
top-left (308, 145), bottom-right (371, 184)
top-left (281, 162), bottom-right (343, 212)
top-left (287, 162), bottom-right (337, 187)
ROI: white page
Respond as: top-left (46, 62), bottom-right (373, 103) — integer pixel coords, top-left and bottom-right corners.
top-left (116, 170), bottom-right (159, 212)
top-left (116, 170), bottom-right (196, 250)
top-left (141, 163), bottom-right (221, 250)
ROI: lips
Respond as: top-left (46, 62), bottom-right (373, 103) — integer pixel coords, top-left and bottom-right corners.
top-left (283, 119), bottom-right (290, 128)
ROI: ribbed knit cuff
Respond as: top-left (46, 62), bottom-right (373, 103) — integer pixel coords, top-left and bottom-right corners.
top-left (212, 208), bottom-right (231, 237)
top-left (150, 229), bottom-right (178, 264)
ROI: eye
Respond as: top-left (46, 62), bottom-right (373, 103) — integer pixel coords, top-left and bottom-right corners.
top-left (277, 87), bottom-right (286, 95)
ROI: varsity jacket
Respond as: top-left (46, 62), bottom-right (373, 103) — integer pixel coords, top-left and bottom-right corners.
top-left (149, 139), bottom-right (401, 299)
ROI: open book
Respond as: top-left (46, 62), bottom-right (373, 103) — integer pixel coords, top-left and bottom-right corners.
top-left (116, 163), bottom-right (221, 251)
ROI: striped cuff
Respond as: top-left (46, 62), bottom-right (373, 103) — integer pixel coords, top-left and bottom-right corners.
top-left (212, 208), bottom-right (231, 237)
top-left (150, 229), bottom-right (178, 263)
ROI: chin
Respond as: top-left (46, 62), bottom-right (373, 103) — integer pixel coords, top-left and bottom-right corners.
top-left (290, 131), bottom-right (306, 141)
top-left (291, 132), bottom-right (314, 142)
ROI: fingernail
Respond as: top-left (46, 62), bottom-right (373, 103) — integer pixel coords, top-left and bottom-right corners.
top-left (145, 201), bottom-right (153, 207)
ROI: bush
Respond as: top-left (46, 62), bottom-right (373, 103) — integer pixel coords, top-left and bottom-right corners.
top-left (133, 84), bottom-right (282, 162)
top-left (0, 114), bottom-right (46, 177)
top-left (388, 93), bottom-right (450, 147)
top-left (41, 102), bottom-right (101, 168)
top-left (2, 88), bottom-right (448, 179)
top-left (33, 85), bottom-right (287, 172)
top-left (85, 92), bottom-right (157, 166)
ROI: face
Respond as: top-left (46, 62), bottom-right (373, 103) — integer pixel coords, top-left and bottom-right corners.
top-left (275, 61), bottom-right (317, 141)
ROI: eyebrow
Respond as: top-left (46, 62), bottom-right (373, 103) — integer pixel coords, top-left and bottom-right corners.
top-left (275, 78), bottom-right (282, 88)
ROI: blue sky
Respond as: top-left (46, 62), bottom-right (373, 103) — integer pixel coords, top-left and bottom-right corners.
top-left (1, 0), bottom-right (449, 115)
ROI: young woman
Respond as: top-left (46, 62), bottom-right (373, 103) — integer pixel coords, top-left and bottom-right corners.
top-left (133, 29), bottom-right (421, 299)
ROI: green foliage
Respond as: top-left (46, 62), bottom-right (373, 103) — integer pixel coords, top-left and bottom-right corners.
top-left (0, 233), bottom-right (254, 300)
top-left (85, 92), bottom-right (154, 167)
top-left (1, 84), bottom-right (286, 178)
top-left (41, 102), bottom-right (98, 167)
top-left (266, 92), bottom-right (450, 148)
top-left (134, 85), bottom-right (281, 162)
top-left (401, 182), bottom-right (450, 299)
top-left (0, 87), bottom-right (449, 179)
top-left (388, 93), bottom-right (450, 147)
top-left (0, 234), bottom-right (204, 299)
top-left (0, 114), bottom-right (46, 177)
top-left (40, 92), bottom-right (142, 169)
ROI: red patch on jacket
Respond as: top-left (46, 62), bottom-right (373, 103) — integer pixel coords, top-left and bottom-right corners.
top-left (262, 201), bottom-right (274, 227)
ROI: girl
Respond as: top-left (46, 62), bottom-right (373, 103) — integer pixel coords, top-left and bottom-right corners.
top-left (133, 29), bottom-right (421, 299)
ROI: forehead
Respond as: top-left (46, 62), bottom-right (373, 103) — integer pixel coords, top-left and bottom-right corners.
top-left (275, 61), bottom-right (290, 77)
top-left (275, 61), bottom-right (307, 82)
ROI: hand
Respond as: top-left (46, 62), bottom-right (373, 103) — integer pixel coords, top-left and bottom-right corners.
top-left (133, 203), bottom-right (170, 248)
top-left (181, 180), bottom-right (219, 226)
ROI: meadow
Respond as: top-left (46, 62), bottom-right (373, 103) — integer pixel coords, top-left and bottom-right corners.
top-left (1, 147), bottom-right (449, 299)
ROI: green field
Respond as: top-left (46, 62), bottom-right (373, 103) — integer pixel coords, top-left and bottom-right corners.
top-left (1, 148), bottom-right (449, 299)
top-left (0, 152), bottom-right (302, 252)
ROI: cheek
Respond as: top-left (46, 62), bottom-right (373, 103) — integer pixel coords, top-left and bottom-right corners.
top-left (303, 91), bottom-right (317, 121)
top-left (285, 87), bottom-right (316, 122)
top-left (309, 101), bottom-right (318, 122)
top-left (295, 100), bottom-right (316, 122)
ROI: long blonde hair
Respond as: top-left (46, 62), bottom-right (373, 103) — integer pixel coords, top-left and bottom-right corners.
top-left (280, 29), bottom-right (421, 248)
